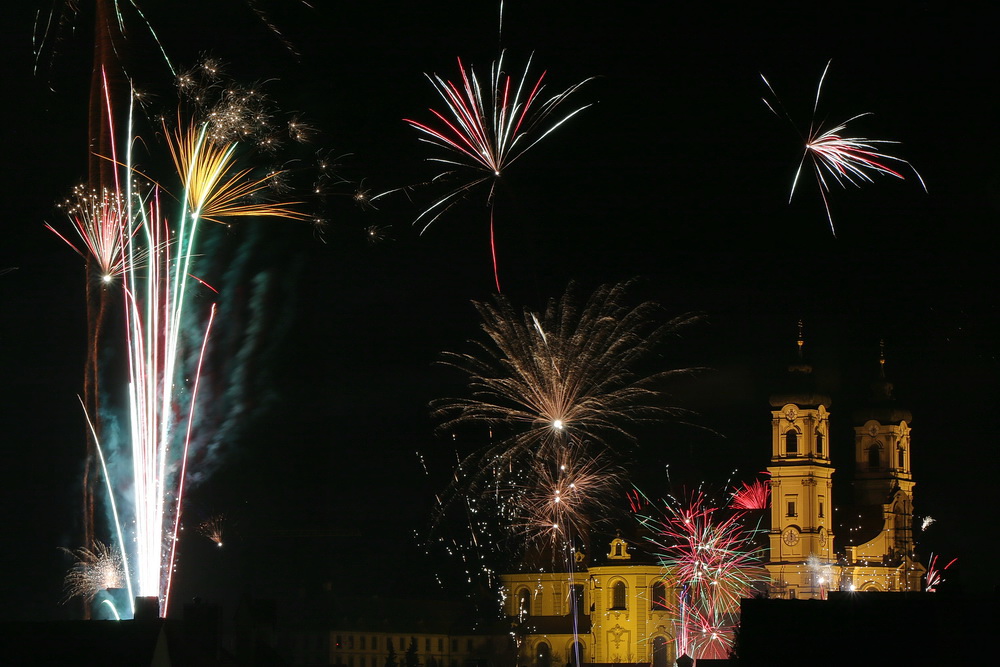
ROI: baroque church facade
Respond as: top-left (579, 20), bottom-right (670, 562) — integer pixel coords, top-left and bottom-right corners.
top-left (500, 340), bottom-right (926, 666)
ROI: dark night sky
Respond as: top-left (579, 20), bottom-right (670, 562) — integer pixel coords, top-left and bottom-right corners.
top-left (2, 2), bottom-right (998, 621)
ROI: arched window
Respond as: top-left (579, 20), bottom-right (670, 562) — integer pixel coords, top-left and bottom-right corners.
top-left (518, 589), bottom-right (531, 619)
top-left (898, 447), bottom-right (905, 468)
top-left (611, 581), bottom-right (627, 609)
top-left (651, 581), bottom-right (667, 610)
top-left (816, 430), bottom-right (824, 455)
top-left (652, 637), bottom-right (669, 667)
top-left (785, 430), bottom-right (798, 455)
top-left (536, 643), bottom-right (551, 667)
top-left (868, 444), bottom-right (881, 469)
top-left (571, 584), bottom-right (585, 615)
top-left (569, 642), bottom-right (583, 667)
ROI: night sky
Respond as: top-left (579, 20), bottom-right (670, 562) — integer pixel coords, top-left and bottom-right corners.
top-left (2, 2), bottom-right (997, 622)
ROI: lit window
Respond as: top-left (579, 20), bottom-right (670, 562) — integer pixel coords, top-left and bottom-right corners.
top-left (518, 589), bottom-right (531, 619)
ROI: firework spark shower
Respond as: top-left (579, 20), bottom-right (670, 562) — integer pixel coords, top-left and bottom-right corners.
top-left (430, 280), bottom-right (700, 576)
top-left (48, 75), bottom-right (305, 617)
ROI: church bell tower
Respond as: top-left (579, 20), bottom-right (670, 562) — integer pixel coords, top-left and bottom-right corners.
top-left (765, 324), bottom-right (836, 599)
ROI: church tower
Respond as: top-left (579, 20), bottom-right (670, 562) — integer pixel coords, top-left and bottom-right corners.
top-left (765, 324), bottom-right (836, 599)
top-left (840, 343), bottom-right (924, 590)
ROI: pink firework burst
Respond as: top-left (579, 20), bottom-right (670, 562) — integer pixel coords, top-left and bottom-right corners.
top-left (639, 490), bottom-right (767, 660)
top-left (405, 51), bottom-right (592, 291)
top-left (762, 60), bottom-right (926, 236)
top-left (730, 474), bottom-right (770, 511)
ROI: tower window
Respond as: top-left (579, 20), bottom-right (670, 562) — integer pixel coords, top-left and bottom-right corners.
top-left (786, 499), bottom-right (797, 517)
top-left (614, 543), bottom-right (622, 556)
top-left (816, 431), bottom-right (824, 455)
top-left (898, 448), bottom-right (905, 468)
top-left (785, 430), bottom-right (798, 455)
top-left (611, 581), bottom-right (627, 609)
top-left (819, 501), bottom-right (825, 518)
top-left (868, 444), bottom-right (881, 470)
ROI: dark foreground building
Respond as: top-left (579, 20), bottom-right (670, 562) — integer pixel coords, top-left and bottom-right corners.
top-left (738, 591), bottom-right (997, 666)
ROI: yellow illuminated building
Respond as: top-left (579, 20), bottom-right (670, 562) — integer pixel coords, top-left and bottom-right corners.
top-left (765, 339), bottom-right (924, 597)
top-left (502, 336), bottom-right (926, 667)
top-left (501, 537), bottom-right (679, 667)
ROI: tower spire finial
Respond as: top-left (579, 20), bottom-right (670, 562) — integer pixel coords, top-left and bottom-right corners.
top-left (879, 339), bottom-right (886, 379)
top-left (796, 319), bottom-right (805, 360)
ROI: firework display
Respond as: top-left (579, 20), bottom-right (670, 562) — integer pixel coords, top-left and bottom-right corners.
top-left (434, 282), bottom-right (697, 540)
top-left (762, 60), bottom-right (925, 235)
top-left (60, 542), bottom-right (125, 604)
top-left (729, 474), bottom-right (770, 511)
top-left (405, 53), bottom-right (591, 291)
top-left (639, 490), bottom-right (767, 660)
top-left (47, 72), bottom-right (304, 617)
top-left (15, 6), bottom-right (975, 659)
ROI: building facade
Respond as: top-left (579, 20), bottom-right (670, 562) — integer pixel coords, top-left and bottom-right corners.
top-left (501, 538), bottom-right (678, 667)
top-left (765, 343), bottom-right (925, 598)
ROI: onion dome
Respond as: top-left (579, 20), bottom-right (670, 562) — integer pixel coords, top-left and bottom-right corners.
top-left (853, 340), bottom-right (912, 424)
top-left (768, 320), bottom-right (831, 408)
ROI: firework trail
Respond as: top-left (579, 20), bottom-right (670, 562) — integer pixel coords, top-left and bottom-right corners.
top-left (638, 490), bottom-right (767, 661)
top-left (50, 73), bottom-right (304, 616)
top-left (405, 52), bottom-right (592, 291)
top-left (762, 60), bottom-right (925, 236)
top-left (124, 115), bottom-right (301, 615)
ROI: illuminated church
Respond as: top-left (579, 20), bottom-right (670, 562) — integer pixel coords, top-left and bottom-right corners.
top-left (500, 335), bottom-right (926, 665)
top-left (765, 337), bottom-right (925, 598)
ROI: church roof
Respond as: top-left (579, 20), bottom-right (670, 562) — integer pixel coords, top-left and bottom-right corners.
top-left (768, 323), bottom-right (831, 409)
top-left (852, 345), bottom-right (912, 424)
